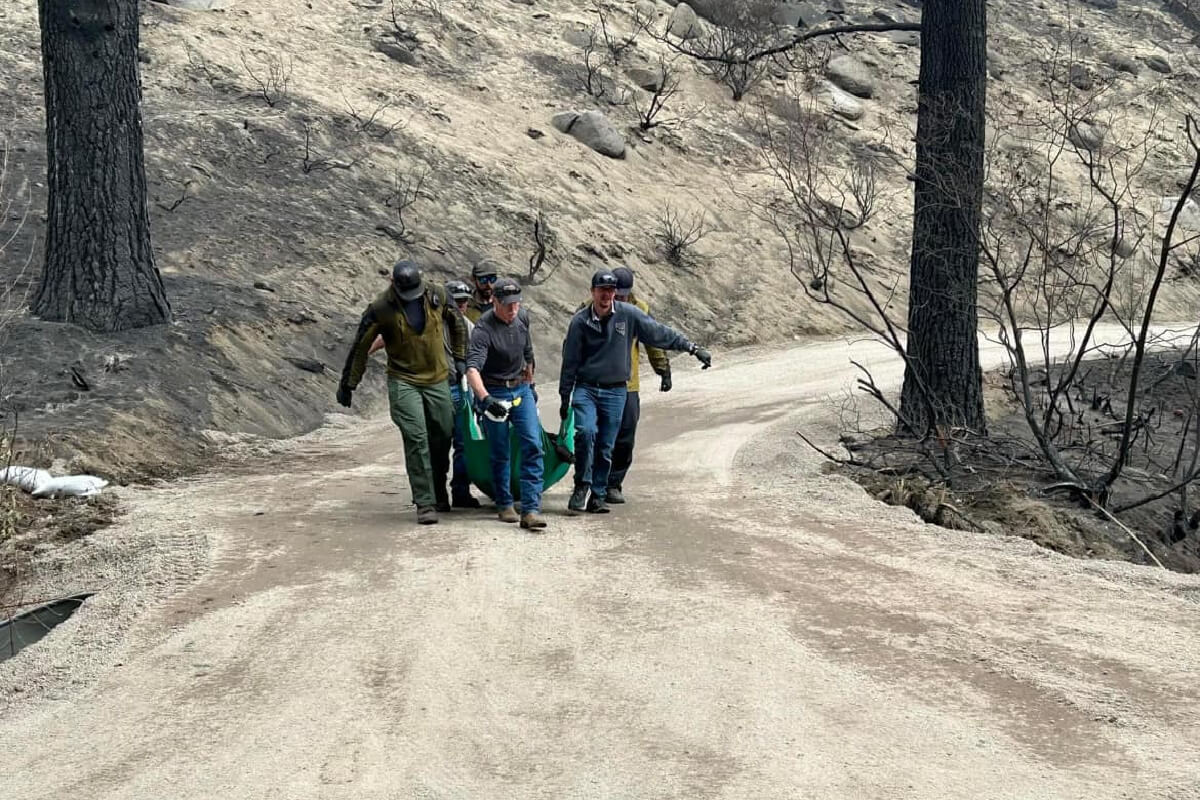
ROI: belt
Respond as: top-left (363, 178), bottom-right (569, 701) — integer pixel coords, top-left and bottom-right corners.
top-left (484, 378), bottom-right (524, 389)
top-left (579, 380), bottom-right (627, 390)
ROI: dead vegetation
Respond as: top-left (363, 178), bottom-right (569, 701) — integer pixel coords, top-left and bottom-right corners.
top-left (655, 202), bottom-right (709, 268)
top-left (239, 49), bottom-right (294, 108)
top-left (745, 42), bottom-right (1200, 570)
top-left (383, 163), bottom-right (431, 241)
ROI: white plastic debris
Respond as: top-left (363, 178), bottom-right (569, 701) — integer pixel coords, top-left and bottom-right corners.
top-left (31, 475), bottom-right (109, 498)
top-left (0, 466), bottom-right (53, 494)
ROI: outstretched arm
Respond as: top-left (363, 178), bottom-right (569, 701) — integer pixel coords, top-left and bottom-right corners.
top-left (631, 307), bottom-right (711, 369)
top-left (630, 306), bottom-right (691, 353)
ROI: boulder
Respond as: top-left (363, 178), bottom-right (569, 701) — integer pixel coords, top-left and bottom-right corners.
top-left (553, 110), bottom-right (626, 158)
top-left (1103, 51), bottom-right (1139, 75)
top-left (987, 47), bottom-right (1006, 79)
top-left (1069, 63), bottom-right (1093, 90)
top-left (667, 3), bottom-right (701, 39)
top-left (826, 55), bottom-right (874, 98)
top-left (788, 1), bottom-right (839, 27)
top-left (551, 111), bottom-right (580, 133)
top-left (628, 66), bottom-right (665, 92)
top-left (1144, 54), bottom-right (1172, 74)
top-left (635, 0), bottom-right (658, 21)
top-left (816, 80), bottom-right (864, 120)
top-left (374, 39), bottom-right (417, 65)
top-left (563, 26), bottom-right (594, 48)
top-left (1068, 120), bottom-right (1105, 152)
top-left (1160, 197), bottom-right (1200, 230)
top-left (885, 29), bottom-right (921, 46)
top-left (1111, 237), bottom-right (1138, 259)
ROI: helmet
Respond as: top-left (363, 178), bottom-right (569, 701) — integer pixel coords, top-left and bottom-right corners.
top-left (391, 259), bottom-right (424, 301)
top-left (445, 280), bottom-right (471, 301)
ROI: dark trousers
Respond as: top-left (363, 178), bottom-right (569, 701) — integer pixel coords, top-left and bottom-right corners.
top-left (449, 381), bottom-right (471, 499)
top-left (608, 390), bottom-right (640, 489)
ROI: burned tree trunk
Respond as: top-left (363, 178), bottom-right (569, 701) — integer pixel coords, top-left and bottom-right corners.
top-left (897, 0), bottom-right (987, 435)
top-left (33, 0), bottom-right (170, 332)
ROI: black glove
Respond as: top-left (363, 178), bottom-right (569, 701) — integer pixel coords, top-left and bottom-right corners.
top-left (336, 382), bottom-right (352, 408)
top-left (691, 345), bottom-right (712, 370)
top-left (559, 399), bottom-right (570, 420)
top-left (660, 368), bottom-right (672, 393)
top-left (480, 396), bottom-right (510, 420)
top-left (453, 360), bottom-right (467, 383)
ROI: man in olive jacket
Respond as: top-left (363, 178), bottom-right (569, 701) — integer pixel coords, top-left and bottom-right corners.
top-left (338, 259), bottom-right (468, 525)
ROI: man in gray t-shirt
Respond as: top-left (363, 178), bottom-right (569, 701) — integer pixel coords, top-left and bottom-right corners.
top-left (465, 277), bottom-right (546, 531)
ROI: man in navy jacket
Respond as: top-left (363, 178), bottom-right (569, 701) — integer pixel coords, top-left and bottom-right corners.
top-left (559, 269), bottom-right (712, 514)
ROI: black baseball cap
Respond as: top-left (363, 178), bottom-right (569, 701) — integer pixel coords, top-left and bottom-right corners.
top-left (613, 266), bottom-right (634, 297)
top-left (472, 259), bottom-right (501, 278)
top-left (493, 277), bottom-right (523, 305)
top-left (591, 269), bottom-right (618, 289)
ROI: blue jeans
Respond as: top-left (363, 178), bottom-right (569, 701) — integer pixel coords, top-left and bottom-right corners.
top-left (481, 383), bottom-right (544, 512)
top-left (571, 384), bottom-right (627, 500)
top-left (449, 382), bottom-right (471, 499)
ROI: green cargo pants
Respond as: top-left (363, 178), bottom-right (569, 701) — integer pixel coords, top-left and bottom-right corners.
top-left (387, 378), bottom-right (455, 508)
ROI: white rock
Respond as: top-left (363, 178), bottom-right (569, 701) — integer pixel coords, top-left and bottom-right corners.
top-left (667, 2), bottom-right (701, 39)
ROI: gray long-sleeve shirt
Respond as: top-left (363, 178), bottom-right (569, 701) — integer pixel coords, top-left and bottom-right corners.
top-left (559, 301), bottom-right (692, 402)
top-left (467, 308), bottom-right (534, 383)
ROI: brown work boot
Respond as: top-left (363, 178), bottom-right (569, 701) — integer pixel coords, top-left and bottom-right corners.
top-left (497, 506), bottom-right (520, 524)
top-left (520, 512), bottom-right (547, 531)
top-left (416, 505), bottom-right (439, 525)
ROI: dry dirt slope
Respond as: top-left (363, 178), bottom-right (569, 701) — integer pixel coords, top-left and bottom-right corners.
top-left (0, 0), bottom-right (1197, 480)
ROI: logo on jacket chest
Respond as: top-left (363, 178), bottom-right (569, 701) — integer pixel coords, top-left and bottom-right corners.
top-left (615, 321), bottom-right (627, 337)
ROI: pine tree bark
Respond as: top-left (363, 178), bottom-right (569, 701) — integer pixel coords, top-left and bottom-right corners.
top-left (897, 0), bottom-right (987, 435)
top-left (33, 0), bottom-right (171, 332)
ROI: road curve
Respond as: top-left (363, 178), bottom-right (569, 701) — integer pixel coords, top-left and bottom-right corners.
top-left (2, 333), bottom-right (1198, 799)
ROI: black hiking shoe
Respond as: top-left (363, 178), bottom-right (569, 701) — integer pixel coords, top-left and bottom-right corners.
top-left (586, 495), bottom-right (610, 514)
top-left (567, 485), bottom-right (589, 515)
top-left (452, 494), bottom-right (482, 509)
top-left (416, 506), bottom-right (439, 525)
top-left (435, 501), bottom-right (452, 513)
top-left (606, 487), bottom-right (626, 504)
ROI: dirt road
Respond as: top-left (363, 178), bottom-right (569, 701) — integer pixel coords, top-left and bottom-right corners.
top-left (2, 335), bottom-right (1199, 799)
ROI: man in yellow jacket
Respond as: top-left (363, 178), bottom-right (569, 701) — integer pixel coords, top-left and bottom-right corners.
top-left (575, 266), bottom-right (671, 504)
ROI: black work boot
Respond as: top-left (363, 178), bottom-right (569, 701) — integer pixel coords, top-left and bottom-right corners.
top-left (606, 486), bottom-right (626, 504)
top-left (452, 493), bottom-right (482, 509)
top-left (567, 484), bottom-right (589, 515)
top-left (586, 494), bottom-right (610, 514)
top-left (434, 489), bottom-right (451, 514)
top-left (416, 505), bottom-right (439, 525)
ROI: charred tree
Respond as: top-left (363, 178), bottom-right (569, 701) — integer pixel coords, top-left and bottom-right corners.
top-left (897, 0), bottom-right (988, 435)
top-left (33, 0), bottom-right (171, 331)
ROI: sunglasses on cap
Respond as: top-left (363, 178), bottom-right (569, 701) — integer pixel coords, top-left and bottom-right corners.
top-left (477, 275), bottom-right (498, 284)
